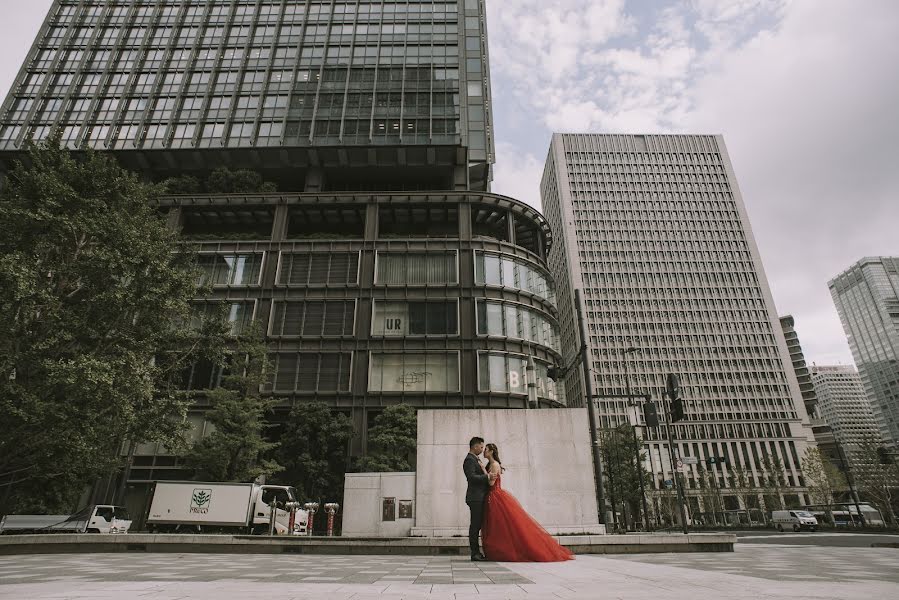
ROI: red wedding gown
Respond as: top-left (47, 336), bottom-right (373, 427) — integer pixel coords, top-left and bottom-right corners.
top-left (481, 473), bottom-right (574, 562)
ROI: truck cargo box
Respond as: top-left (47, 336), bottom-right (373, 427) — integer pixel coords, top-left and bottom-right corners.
top-left (147, 482), bottom-right (255, 527)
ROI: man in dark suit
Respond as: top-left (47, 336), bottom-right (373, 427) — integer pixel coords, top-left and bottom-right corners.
top-left (463, 436), bottom-right (495, 561)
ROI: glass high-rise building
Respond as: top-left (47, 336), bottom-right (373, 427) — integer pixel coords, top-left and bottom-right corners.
top-left (0, 1), bottom-right (564, 486)
top-left (541, 133), bottom-right (815, 516)
top-left (829, 257), bottom-right (899, 448)
top-left (0, 0), bottom-right (493, 190)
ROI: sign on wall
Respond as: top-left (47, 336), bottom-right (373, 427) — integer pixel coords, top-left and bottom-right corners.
top-left (382, 497), bottom-right (396, 522)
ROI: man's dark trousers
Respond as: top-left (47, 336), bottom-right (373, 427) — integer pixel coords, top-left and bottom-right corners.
top-left (467, 500), bottom-right (484, 557)
top-left (463, 451), bottom-right (489, 558)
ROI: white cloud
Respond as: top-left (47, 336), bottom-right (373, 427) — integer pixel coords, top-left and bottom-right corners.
top-left (491, 142), bottom-right (544, 210)
top-left (490, 0), bottom-right (899, 364)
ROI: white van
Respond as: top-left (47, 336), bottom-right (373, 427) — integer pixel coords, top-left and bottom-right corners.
top-left (771, 510), bottom-right (818, 532)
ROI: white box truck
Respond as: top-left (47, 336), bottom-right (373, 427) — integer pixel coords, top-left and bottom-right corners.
top-left (0, 505), bottom-right (131, 534)
top-left (145, 481), bottom-right (306, 535)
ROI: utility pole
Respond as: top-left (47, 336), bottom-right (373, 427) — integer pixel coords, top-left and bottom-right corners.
top-left (575, 289), bottom-right (609, 526)
top-left (623, 347), bottom-right (650, 531)
top-left (834, 438), bottom-right (866, 527)
top-left (663, 374), bottom-right (689, 534)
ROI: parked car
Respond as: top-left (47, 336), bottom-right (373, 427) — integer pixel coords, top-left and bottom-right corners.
top-left (0, 505), bottom-right (131, 534)
top-left (771, 510), bottom-right (818, 532)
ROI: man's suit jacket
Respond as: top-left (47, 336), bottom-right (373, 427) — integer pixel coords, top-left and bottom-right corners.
top-left (463, 452), bottom-right (490, 503)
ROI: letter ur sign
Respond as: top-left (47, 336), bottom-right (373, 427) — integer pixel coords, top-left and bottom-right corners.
top-left (385, 318), bottom-right (403, 331)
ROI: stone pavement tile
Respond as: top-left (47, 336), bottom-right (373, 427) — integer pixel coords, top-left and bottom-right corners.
top-left (473, 583), bottom-right (530, 597)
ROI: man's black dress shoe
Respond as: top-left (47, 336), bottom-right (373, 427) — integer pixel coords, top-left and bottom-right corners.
top-left (471, 553), bottom-right (488, 561)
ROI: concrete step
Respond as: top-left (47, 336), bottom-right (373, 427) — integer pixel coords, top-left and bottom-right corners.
top-left (0, 533), bottom-right (735, 555)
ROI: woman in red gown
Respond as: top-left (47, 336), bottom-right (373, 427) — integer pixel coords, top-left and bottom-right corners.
top-left (480, 443), bottom-right (574, 562)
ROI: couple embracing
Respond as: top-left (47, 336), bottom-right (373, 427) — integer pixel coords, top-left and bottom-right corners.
top-left (463, 436), bottom-right (573, 562)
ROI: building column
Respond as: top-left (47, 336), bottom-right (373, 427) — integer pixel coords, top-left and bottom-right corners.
top-left (304, 167), bottom-right (325, 192)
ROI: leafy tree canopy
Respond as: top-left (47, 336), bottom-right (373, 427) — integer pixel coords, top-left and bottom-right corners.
top-left (355, 405), bottom-right (417, 472)
top-left (163, 167), bottom-right (276, 195)
top-left (184, 326), bottom-right (280, 482)
top-left (0, 136), bottom-right (207, 513)
top-left (273, 401), bottom-right (354, 503)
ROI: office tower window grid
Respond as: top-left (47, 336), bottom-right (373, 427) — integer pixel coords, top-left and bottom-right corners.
top-left (829, 257), bottom-right (899, 447)
top-left (0, 0), bottom-right (492, 169)
top-left (810, 365), bottom-right (880, 461)
top-left (779, 315), bottom-right (818, 417)
top-left (541, 133), bottom-right (812, 502)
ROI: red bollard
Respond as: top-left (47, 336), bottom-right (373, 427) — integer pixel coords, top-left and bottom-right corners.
top-left (325, 503), bottom-right (340, 536)
top-left (303, 502), bottom-right (319, 536)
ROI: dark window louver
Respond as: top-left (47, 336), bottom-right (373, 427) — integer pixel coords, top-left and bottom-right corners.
top-left (268, 352), bottom-right (351, 392)
top-left (279, 252), bottom-right (358, 285)
top-left (270, 301), bottom-right (355, 336)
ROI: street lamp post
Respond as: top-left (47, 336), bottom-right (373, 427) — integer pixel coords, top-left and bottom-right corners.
top-left (833, 437), bottom-right (866, 527)
top-left (575, 289), bottom-right (610, 526)
top-left (623, 347), bottom-right (650, 531)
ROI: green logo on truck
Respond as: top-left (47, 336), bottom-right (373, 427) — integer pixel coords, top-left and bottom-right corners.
top-left (190, 489), bottom-right (212, 514)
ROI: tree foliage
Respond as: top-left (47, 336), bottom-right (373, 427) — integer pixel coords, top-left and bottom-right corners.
top-left (802, 447), bottom-right (847, 523)
top-left (728, 465), bottom-right (762, 517)
top-left (760, 454), bottom-right (787, 512)
top-left (163, 167), bottom-right (276, 195)
top-left (355, 405), bottom-right (417, 472)
top-left (599, 424), bottom-right (651, 529)
top-left (851, 436), bottom-right (898, 526)
top-left (184, 326), bottom-right (280, 482)
top-left (273, 401), bottom-right (354, 503)
top-left (0, 136), bottom-right (205, 513)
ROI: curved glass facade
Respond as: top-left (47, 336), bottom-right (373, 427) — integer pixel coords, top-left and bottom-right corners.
top-left (477, 351), bottom-right (563, 404)
top-left (474, 251), bottom-right (556, 306)
top-left (476, 300), bottom-right (559, 353)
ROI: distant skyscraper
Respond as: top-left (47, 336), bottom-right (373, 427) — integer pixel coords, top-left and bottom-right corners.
top-left (780, 315), bottom-right (818, 415)
top-left (541, 133), bottom-right (815, 516)
top-left (829, 257), bottom-right (899, 447)
top-left (779, 315), bottom-right (843, 467)
top-left (810, 365), bottom-right (880, 460)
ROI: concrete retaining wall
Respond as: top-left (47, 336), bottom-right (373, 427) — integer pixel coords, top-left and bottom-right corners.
top-left (0, 533), bottom-right (735, 555)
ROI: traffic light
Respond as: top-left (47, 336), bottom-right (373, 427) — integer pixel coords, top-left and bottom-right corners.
top-left (667, 373), bottom-right (685, 422)
top-left (643, 400), bottom-right (660, 427)
top-left (671, 398), bottom-right (685, 422)
top-left (706, 456), bottom-right (729, 467)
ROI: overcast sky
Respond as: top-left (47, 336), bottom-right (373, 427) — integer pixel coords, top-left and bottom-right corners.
top-left (2, 0), bottom-right (897, 367)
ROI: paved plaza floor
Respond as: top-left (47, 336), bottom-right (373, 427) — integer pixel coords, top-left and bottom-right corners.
top-left (1, 543), bottom-right (897, 599)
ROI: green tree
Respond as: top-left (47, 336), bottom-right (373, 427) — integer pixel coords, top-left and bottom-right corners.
top-left (802, 447), bottom-right (847, 525)
top-left (760, 454), bottom-right (787, 512)
top-left (599, 424), bottom-right (651, 531)
top-left (728, 465), bottom-right (762, 523)
top-left (184, 326), bottom-right (280, 482)
top-left (0, 136), bottom-right (204, 513)
top-left (695, 466), bottom-right (724, 525)
top-left (205, 167), bottom-right (277, 194)
top-left (274, 401), bottom-right (354, 504)
top-left (851, 436), bottom-right (898, 526)
top-left (162, 174), bottom-right (202, 195)
top-left (355, 405), bottom-right (417, 472)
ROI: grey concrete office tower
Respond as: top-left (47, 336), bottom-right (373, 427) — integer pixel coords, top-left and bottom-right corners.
top-left (829, 257), bottom-right (899, 448)
top-left (0, 0), bottom-right (564, 481)
top-left (541, 133), bottom-right (815, 516)
top-left (780, 315), bottom-right (843, 468)
top-left (810, 365), bottom-right (880, 463)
